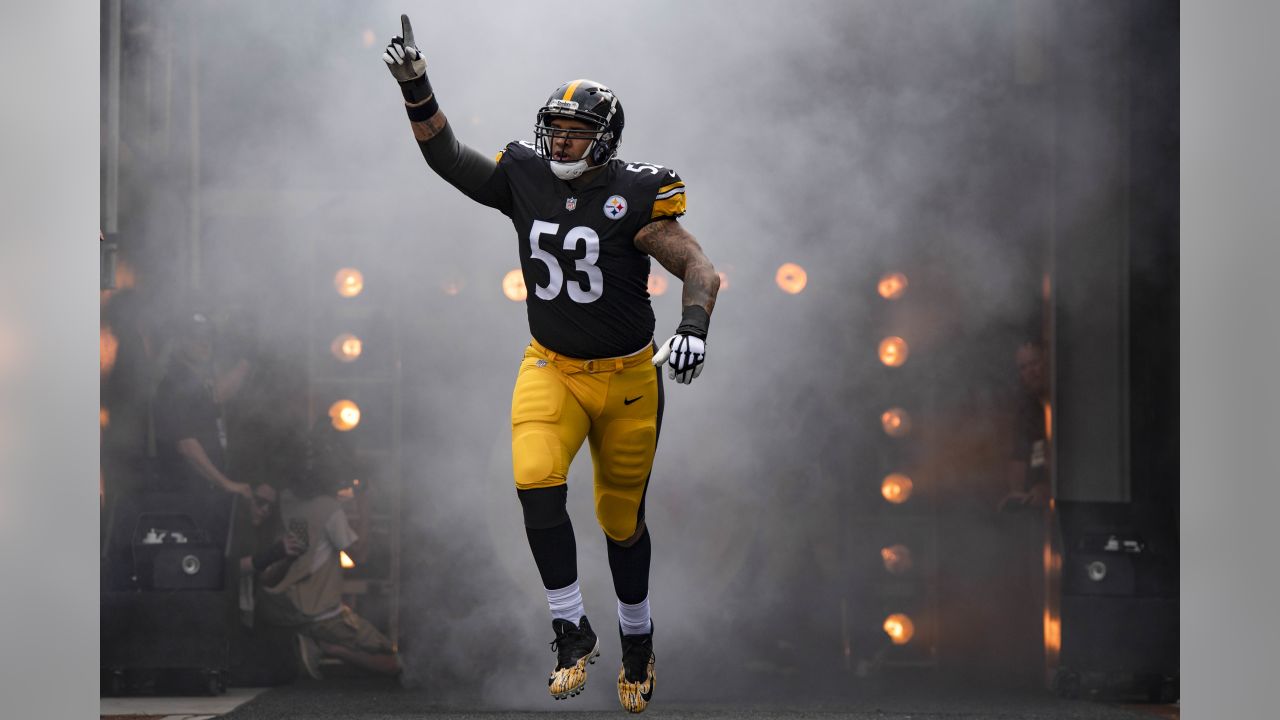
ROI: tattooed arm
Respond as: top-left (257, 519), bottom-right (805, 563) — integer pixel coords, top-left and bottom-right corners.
top-left (639, 218), bottom-right (719, 383)
top-left (634, 218), bottom-right (720, 315)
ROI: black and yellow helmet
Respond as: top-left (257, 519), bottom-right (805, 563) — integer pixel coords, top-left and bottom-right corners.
top-left (535, 79), bottom-right (625, 176)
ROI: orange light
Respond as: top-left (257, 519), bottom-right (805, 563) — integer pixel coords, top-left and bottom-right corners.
top-left (100, 259), bottom-right (138, 303)
top-left (330, 333), bottom-right (363, 363)
top-left (1043, 401), bottom-right (1053, 441)
top-left (881, 473), bottom-right (914, 504)
top-left (340, 550), bottom-right (356, 569)
top-left (647, 273), bottom-right (669, 297)
top-left (100, 327), bottom-right (119, 378)
top-left (878, 272), bottom-right (908, 300)
top-left (883, 614), bottom-right (915, 645)
top-left (502, 269), bottom-right (527, 302)
top-left (881, 544), bottom-right (913, 575)
top-left (1044, 607), bottom-right (1061, 654)
top-left (99, 407), bottom-right (110, 430)
top-left (775, 263), bottom-right (808, 294)
top-left (114, 259), bottom-right (137, 290)
top-left (717, 271), bottom-right (730, 291)
top-left (329, 399), bottom-right (361, 431)
top-left (360, 29), bottom-right (376, 48)
top-left (1043, 528), bottom-right (1062, 660)
top-left (881, 407), bottom-right (912, 437)
top-left (335, 268), bottom-right (364, 298)
top-left (878, 336), bottom-right (909, 367)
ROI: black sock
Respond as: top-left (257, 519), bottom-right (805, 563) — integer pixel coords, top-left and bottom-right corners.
top-left (526, 519), bottom-right (578, 590)
top-left (606, 526), bottom-right (651, 605)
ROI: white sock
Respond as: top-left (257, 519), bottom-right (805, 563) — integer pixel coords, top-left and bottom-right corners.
top-left (617, 596), bottom-right (652, 636)
top-left (546, 580), bottom-right (585, 625)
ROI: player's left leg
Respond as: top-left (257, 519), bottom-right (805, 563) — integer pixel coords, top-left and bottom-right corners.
top-left (588, 355), bottom-right (662, 713)
top-left (609, 524), bottom-right (657, 714)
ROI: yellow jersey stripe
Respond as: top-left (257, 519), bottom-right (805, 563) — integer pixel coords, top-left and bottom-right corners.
top-left (651, 193), bottom-right (687, 219)
top-left (494, 150), bottom-right (505, 163)
top-left (657, 180), bottom-right (685, 194)
top-left (562, 80), bottom-right (583, 101)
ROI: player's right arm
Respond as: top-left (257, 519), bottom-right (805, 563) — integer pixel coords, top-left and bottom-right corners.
top-left (383, 15), bottom-right (510, 212)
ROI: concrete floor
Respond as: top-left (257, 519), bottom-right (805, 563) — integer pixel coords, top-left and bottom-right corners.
top-left (182, 676), bottom-right (1175, 720)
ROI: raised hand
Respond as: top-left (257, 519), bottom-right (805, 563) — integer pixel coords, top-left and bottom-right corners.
top-left (383, 14), bottom-right (426, 83)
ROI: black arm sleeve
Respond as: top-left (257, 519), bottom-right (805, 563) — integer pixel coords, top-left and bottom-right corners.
top-left (417, 122), bottom-right (513, 214)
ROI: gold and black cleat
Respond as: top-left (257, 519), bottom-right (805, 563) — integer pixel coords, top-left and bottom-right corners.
top-left (548, 616), bottom-right (600, 700)
top-left (617, 624), bottom-right (656, 713)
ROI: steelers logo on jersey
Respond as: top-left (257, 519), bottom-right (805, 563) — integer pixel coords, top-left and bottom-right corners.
top-left (603, 195), bottom-right (628, 220)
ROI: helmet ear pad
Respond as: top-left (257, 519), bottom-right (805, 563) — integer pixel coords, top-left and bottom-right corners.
top-left (590, 130), bottom-right (615, 166)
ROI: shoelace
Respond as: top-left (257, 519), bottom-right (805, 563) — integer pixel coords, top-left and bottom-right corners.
top-left (551, 629), bottom-right (592, 667)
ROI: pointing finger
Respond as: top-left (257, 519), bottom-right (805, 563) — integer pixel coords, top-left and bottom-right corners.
top-left (401, 14), bottom-right (416, 48)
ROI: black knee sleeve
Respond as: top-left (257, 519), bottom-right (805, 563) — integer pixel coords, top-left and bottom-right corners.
top-left (520, 486), bottom-right (576, 589)
top-left (518, 485), bottom-right (570, 529)
top-left (607, 526), bottom-right (651, 605)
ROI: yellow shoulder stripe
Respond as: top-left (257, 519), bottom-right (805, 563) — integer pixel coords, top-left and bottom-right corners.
top-left (657, 180), bottom-right (685, 195)
top-left (652, 192), bottom-right (687, 219)
top-left (494, 150), bottom-right (505, 163)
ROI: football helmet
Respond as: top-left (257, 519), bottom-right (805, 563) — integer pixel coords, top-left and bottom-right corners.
top-left (535, 79), bottom-right (625, 180)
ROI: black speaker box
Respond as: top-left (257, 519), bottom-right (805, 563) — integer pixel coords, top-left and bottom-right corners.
top-left (1053, 501), bottom-right (1178, 699)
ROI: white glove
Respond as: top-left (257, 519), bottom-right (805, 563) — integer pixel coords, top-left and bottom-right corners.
top-left (382, 14), bottom-right (426, 83)
top-left (652, 334), bottom-right (706, 384)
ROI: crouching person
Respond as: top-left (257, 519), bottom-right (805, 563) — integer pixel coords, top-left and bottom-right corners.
top-left (258, 436), bottom-right (402, 679)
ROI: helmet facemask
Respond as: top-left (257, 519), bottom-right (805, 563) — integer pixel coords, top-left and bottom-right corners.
top-left (534, 80), bottom-right (624, 181)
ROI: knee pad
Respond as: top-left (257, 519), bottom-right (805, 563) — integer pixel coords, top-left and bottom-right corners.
top-left (597, 419), bottom-right (657, 488)
top-left (518, 485), bottom-right (569, 530)
top-left (596, 490), bottom-right (643, 543)
top-left (511, 425), bottom-right (565, 490)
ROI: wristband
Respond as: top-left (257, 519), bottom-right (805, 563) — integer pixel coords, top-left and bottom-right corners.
top-left (406, 95), bottom-right (439, 122)
top-left (675, 305), bottom-right (710, 340)
top-left (400, 73), bottom-right (435, 105)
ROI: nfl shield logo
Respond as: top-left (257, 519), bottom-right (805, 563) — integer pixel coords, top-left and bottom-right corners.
top-left (565, 197), bottom-right (577, 211)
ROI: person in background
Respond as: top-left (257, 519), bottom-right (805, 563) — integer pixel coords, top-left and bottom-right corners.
top-left (230, 482), bottom-right (305, 686)
top-left (258, 432), bottom-right (401, 679)
top-left (998, 339), bottom-right (1051, 512)
top-left (152, 310), bottom-right (255, 503)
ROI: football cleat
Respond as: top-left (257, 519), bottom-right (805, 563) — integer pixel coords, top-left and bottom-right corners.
top-left (616, 624), bottom-right (656, 713)
top-left (548, 616), bottom-right (600, 700)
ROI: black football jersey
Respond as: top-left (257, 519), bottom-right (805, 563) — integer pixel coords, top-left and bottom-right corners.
top-left (491, 141), bottom-right (687, 359)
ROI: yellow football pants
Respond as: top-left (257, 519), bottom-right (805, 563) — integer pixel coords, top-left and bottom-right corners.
top-left (510, 339), bottom-right (662, 542)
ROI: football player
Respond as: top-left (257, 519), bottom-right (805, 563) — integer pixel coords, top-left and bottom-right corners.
top-left (384, 15), bottom-right (719, 713)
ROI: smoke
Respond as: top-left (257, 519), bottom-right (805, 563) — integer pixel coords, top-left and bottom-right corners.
top-left (103, 0), bottom-right (1163, 706)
